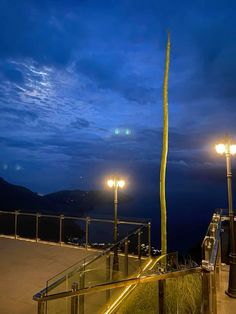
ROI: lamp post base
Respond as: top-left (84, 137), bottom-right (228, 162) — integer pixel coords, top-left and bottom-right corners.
top-left (225, 290), bottom-right (236, 298)
top-left (113, 249), bottom-right (119, 272)
top-left (112, 249), bottom-right (119, 281)
top-left (225, 253), bottom-right (236, 298)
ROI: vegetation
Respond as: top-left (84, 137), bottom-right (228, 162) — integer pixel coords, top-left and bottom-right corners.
top-left (160, 32), bottom-right (170, 255)
top-left (115, 273), bottom-right (202, 314)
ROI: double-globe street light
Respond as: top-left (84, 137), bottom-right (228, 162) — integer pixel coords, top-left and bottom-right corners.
top-left (107, 177), bottom-right (125, 271)
top-left (216, 139), bottom-right (236, 298)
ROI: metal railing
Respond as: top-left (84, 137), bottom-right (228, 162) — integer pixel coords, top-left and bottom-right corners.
top-left (32, 209), bottom-right (227, 314)
top-left (33, 224), bottom-right (152, 313)
top-left (34, 252), bottom-right (202, 314)
top-left (201, 209), bottom-right (224, 314)
top-left (1, 209), bottom-right (227, 313)
top-left (0, 210), bottom-right (151, 250)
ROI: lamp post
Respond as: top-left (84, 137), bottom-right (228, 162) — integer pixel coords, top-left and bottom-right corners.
top-left (107, 178), bottom-right (125, 271)
top-left (216, 138), bottom-right (236, 298)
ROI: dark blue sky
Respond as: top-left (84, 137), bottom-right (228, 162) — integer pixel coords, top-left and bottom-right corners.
top-left (0, 1), bottom-right (236, 242)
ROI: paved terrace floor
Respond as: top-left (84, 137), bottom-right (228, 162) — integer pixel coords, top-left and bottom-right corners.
top-left (0, 237), bottom-right (94, 314)
top-left (217, 264), bottom-right (236, 314)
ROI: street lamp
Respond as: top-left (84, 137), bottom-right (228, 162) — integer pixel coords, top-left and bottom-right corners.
top-left (107, 177), bottom-right (126, 271)
top-left (215, 138), bottom-right (236, 298)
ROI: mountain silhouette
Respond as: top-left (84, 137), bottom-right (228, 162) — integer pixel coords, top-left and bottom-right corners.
top-left (0, 177), bottom-right (130, 215)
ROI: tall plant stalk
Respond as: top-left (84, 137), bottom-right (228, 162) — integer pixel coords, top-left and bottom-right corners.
top-left (160, 32), bottom-right (170, 255)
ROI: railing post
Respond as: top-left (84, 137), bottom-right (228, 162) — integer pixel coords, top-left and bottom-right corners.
top-left (202, 271), bottom-right (210, 314)
top-left (71, 282), bottom-right (78, 314)
top-left (138, 229), bottom-right (141, 262)
top-left (148, 222), bottom-right (151, 257)
top-left (14, 210), bottom-right (19, 239)
top-left (124, 238), bottom-right (129, 277)
top-left (38, 300), bottom-right (45, 314)
top-left (59, 215), bottom-right (64, 245)
top-left (79, 272), bottom-right (85, 314)
top-left (106, 251), bottom-right (111, 302)
top-left (211, 271), bottom-right (217, 314)
top-left (216, 237), bottom-right (221, 274)
top-left (36, 213), bottom-right (40, 243)
top-left (86, 217), bottom-right (90, 249)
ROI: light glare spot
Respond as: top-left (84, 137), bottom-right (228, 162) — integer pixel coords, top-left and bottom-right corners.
top-left (107, 179), bottom-right (114, 188)
top-left (215, 144), bottom-right (225, 154)
top-left (15, 165), bottom-right (22, 171)
top-left (230, 145), bottom-right (236, 155)
top-left (125, 129), bottom-right (131, 135)
top-left (118, 180), bottom-right (125, 188)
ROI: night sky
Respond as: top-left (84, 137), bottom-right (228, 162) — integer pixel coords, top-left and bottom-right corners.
top-left (0, 0), bottom-right (236, 250)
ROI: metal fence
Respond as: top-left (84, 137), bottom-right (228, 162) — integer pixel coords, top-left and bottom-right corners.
top-left (0, 210), bottom-right (151, 250)
top-left (34, 253), bottom-right (202, 314)
top-left (33, 224), bottom-right (152, 314)
top-left (33, 209), bottom-right (228, 314)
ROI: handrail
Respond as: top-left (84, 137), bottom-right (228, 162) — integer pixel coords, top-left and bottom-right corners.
top-left (44, 224), bottom-right (149, 295)
top-left (32, 209), bottom-right (225, 314)
top-left (0, 209), bottom-right (152, 305)
top-left (0, 210), bottom-right (150, 226)
top-left (201, 210), bottom-right (222, 271)
top-left (0, 210), bottom-right (151, 251)
top-left (33, 267), bottom-right (202, 302)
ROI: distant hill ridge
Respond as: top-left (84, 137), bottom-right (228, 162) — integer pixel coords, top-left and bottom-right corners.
top-left (0, 177), bottom-right (130, 215)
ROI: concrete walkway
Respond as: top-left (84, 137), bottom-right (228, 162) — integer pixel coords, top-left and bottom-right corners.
top-left (0, 237), bottom-right (93, 314)
top-left (217, 264), bottom-right (236, 314)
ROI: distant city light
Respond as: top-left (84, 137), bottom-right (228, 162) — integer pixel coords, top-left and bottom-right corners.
top-left (125, 129), bottom-right (131, 135)
top-left (114, 128), bottom-right (120, 135)
top-left (2, 164), bottom-right (8, 170)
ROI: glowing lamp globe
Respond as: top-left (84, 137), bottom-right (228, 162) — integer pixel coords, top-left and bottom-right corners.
top-left (107, 179), bottom-right (114, 188)
top-left (215, 144), bottom-right (226, 154)
top-left (118, 180), bottom-right (125, 188)
top-left (230, 145), bottom-right (236, 155)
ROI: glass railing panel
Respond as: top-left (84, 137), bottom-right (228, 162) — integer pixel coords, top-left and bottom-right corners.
top-left (46, 278), bottom-right (69, 314)
top-left (221, 219), bottom-right (229, 264)
top-left (84, 291), bottom-right (107, 313)
top-left (47, 297), bottom-right (73, 314)
top-left (113, 281), bottom-right (158, 314)
top-left (165, 272), bottom-right (202, 314)
top-left (62, 255), bottom-right (109, 290)
top-left (46, 254), bottom-right (100, 295)
top-left (36, 224), bottom-right (151, 314)
top-left (114, 267), bottom-right (202, 314)
top-left (150, 252), bottom-right (179, 273)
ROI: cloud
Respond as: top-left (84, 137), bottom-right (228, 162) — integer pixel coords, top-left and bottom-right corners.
top-left (71, 118), bottom-right (90, 129)
top-left (0, 0), bottom-right (235, 196)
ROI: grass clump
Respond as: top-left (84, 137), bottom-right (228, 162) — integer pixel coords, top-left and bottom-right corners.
top-left (115, 273), bottom-right (202, 314)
